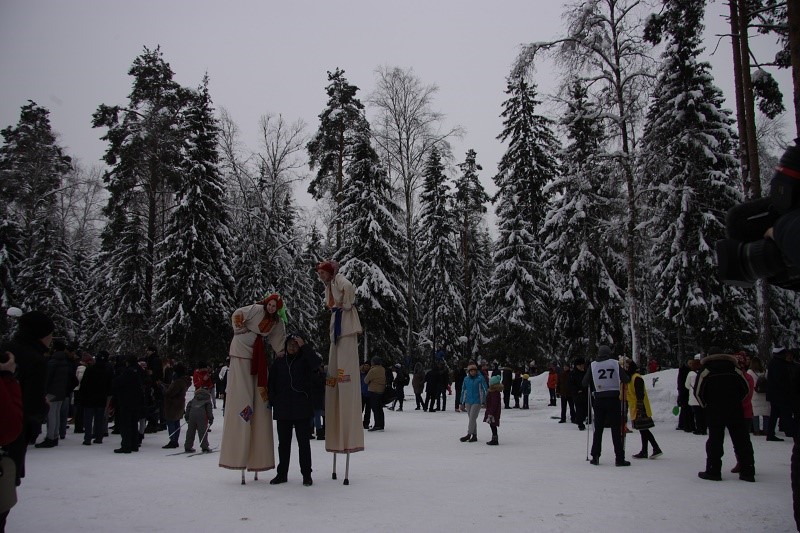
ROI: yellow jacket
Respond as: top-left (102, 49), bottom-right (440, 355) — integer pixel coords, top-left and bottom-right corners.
top-left (626, 372), bottom-right (652, 420)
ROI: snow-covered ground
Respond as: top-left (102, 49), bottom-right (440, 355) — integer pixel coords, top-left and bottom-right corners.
top-left (8, 368), bottom-right (795, 532)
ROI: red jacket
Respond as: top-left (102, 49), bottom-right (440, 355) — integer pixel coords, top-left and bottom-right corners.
top-left (547, 371), bottom-right (558, 389)
top-left (193, 369), bottom-right (213, 390)
top-left (0, 373), bottom-right (23, 445)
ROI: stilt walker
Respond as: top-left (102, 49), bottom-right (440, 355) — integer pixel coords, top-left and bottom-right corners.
top-left (316, 260), bottom-right (364, 485)
top-left (218, 294), bottom-right (287, 483)
top-left (586, 389), bottom-right (592, 461)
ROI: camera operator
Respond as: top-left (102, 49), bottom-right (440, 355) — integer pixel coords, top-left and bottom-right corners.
top-left (716, 140), bottom-right (800, 290)
top-left (765, 209), bottom-right (800, 267)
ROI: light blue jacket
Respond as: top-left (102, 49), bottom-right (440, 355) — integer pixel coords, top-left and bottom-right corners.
top-left (461, 374), bottom-right (488, 405)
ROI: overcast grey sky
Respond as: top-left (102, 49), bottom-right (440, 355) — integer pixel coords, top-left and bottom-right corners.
top-left (0, 0), bottom-right (793, 216)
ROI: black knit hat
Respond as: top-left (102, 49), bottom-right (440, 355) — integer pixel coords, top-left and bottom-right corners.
top-left (18, 310), bottom-right (55, 340)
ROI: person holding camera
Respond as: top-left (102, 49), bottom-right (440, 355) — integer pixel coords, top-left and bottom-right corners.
top-left (717, 140), bottom-right (800, 290)
top-left (268, 333), bottom-right (320, 487)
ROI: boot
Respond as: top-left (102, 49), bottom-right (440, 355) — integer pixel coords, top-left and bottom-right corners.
top-left (486, 436), bottom-right (498, 445)
top-left (731, 463), bottom-right (740, 473)
top-left (615, 458), bottom-right (631, 467)
top-left (698, 471), bottom-right (722, 481)
top-left (302, 475), bottom-right (313, 486)
top-left (468, 434), bottom-right (477, 442)
top-left (459, 434), bottom-right (472, 442)
top-left (650, 447), bottom-right (663, 459)
top-left (270, 474), bottom-right (288, 485)
top-left (162, 441), bottom-right (179, 449)
top-left (632, 451), bottom-right (648, 459)
top-left (589, 456), bottom-right (599, 465)
top-left (35, 438), bottom-right (57, 448)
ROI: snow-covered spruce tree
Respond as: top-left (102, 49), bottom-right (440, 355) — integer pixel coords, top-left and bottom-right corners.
top-left (453, 149), bottom-right (490, 359)
top-left (542, 80), bottom-right (625, 359)
top-left (288, 224), bottom-right (326, 350)
top-left (154, 76), bottom-right (235, 360)
top-left (640, 0), bottom-right (753, 352)
top-left (488, 75), bottom-right (560, 363)
top-left (417, 147), bottom-right (464, 362)
top-left (92, 46), bottom-right (189, 349)
top-left (0, 101), bottom-right (74, 335)
top-left (336, 127), bottom-right (407, 363)
top-left (307, 68), bottom-right (367, 249)
top-left (515, 0), bottom-right (655, 362)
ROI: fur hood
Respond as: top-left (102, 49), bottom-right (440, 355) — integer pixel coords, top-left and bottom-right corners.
top-left (700, 353), bottom-right (737, 365)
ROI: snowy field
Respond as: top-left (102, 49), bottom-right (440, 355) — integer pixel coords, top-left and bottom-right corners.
top-left (8, 368), bottom-right (796, 532)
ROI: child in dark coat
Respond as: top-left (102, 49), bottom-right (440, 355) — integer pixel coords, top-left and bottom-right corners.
top-left (484, 375), bottom-right (503, 445)
top-left (184, 388), bottom-right (213, 453)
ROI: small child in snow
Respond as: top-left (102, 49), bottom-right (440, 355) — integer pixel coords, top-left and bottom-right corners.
top-left (184, 387), bottom-right (213, 453)
top-left (484, 375), bottom-right (503, 445)
top-left (520, 373), bottom-right (531, 409)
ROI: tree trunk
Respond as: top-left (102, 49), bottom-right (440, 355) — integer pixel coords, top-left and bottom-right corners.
top-left (728, 0), bottom-right (752, 196)
top-left (736, 0), bottom-right (771, 360)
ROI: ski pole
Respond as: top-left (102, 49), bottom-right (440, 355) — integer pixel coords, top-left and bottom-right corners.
top-left (586, 392), bottom-right (592, 461)
top-left (167, 421), bottom-right (186, 441)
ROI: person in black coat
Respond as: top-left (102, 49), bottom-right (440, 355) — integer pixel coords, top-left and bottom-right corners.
top-left (570, 358), bottom-right (588, 431)
top-left (3, 311), bottom-right (53, 486)
top-left (694, 348), bottom-right (754, 482)
top-left (424, 366), bottom-right (439, 412)
top-left (502, 366), bottom-right (513, 408)
top-left (676, 358), bottom-right (696, 432)
top-left (110, 355), bottom-right (145, 453)
top-left (268, 333), bottom-right (321, 487)
top-left (36, 339), bottom-right (71, 448)
top-left (79, 354), bottom-right (113, 445)
top-left (766, 347), bottom-right (796, 441)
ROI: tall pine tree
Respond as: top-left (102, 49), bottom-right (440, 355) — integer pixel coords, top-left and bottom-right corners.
top-left (488, 75), bottom-right (560, 362)
top-left (337, 127), bottom-right (407, 363)
top-left (154, 75), bottom-right (235, 359)
top-left (417, 147), bottom-right (464, 361)
top-left (640, 0), bottom-right (752, 352)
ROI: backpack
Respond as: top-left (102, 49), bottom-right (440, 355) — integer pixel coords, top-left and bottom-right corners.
top-left (755, 374), bottom-right (767, 394)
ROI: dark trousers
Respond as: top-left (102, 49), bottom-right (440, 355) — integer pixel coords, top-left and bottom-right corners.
top-left (548, 388), bottom-right (557, 405)
top-left (691, 405), bottom-right (706, 433)
top-left (117, 408), bottom-right (138, 451)
top-left (768, 401), bottom-right (796, 438)
top-left (503, 388), bottom-right (511, 408)
top-left (678, 402), bottom-right (695, 431)
top-left (415, 392), bottom-right (424, 409)
top-left (362, 394), bottom-right (370, 426)
top-left (369, 393), bottom-right (385, 429)
top-left (522, 394), bottom-right (529, 409)
top-left (639, 429), bottom-right (660, 453)
top-left (276, 419), bottom-right (312, 477)
top-left (590, 397), bottom-right (624, 461)
top-left (83, 407), bottom-right (105, 442)
top-left (575, 393), bottom-right (588, 425)
top-left (704, 421), bottom-right (754, 476)
top-left (425, 388), bottom-right (439, 411)
top-left (560, 396), bottom-right (575, 421)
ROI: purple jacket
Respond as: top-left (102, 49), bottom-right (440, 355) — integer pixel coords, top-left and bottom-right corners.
top-left (484, 385), bottom-right (503, 425)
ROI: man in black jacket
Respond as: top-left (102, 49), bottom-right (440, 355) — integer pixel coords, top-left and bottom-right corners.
top-left (766, 346), bottom-right (796, 441)
top-left (694, 348), bottom-right (754, 482)
top-left (268, 333), bottom-right (321, 487)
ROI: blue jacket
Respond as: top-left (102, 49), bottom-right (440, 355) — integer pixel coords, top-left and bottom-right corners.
top-left (460, 374), bottom-right (488, 405)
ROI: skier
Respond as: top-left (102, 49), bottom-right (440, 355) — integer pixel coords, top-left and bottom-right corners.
top-left (583, 345), bottom-right (630, 466)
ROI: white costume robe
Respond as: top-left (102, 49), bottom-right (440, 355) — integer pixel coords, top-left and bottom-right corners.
top-left (218, 303), bottom-right (286, 471)
top-left (324, 273), bottom-right (365, 453)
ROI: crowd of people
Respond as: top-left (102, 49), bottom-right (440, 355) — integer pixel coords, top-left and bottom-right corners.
top-left (1, 300), bottom-right (799, 530)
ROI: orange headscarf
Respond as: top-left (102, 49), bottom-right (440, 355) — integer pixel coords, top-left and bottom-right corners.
top-left (257, 293), bottom-right (283, 333)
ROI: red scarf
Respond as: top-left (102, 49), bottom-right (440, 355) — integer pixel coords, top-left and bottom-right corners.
top-left (250, 335), bottom-right (268, 389)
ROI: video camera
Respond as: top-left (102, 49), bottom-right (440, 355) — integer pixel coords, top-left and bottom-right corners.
top-left (716, 140), bottom-right (800, 291)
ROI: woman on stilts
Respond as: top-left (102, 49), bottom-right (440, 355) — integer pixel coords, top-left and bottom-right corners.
top-left (218, 294), bottom-right (287, 483)
top-left (316, 260), bottom-right (364, 485)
